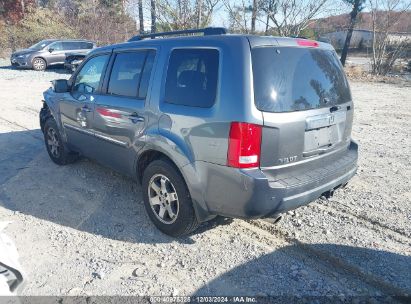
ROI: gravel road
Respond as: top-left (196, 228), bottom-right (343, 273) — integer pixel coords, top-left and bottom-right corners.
top-left (0, 59), bottom-right (410, 300)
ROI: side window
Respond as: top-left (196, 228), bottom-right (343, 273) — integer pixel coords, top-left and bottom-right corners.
top-left (49, 42), bottom-right (63, 51)
top-left (164, 48), bottom-right (219, 108)
top-left (62, 42), bottom-right (77, 50)
top-left (107, 51), bottom-right (147, 98)
top-left (72, 54), bottom-right (109, 97)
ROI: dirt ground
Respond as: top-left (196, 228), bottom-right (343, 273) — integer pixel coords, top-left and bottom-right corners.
top-left (0, 60), bottom-right (410, 300)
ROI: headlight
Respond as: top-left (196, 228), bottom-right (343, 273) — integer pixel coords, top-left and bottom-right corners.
top-left (17, 54), bottom-right (30, 59)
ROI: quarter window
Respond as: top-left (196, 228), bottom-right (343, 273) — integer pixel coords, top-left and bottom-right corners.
top-left (164, 49), bottom-right (219, 108)
top-left (72, 54), bottom-right (109, 97)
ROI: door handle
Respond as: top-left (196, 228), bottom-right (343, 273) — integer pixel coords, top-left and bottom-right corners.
top-left (82, 105), bottom-right (92, 112)
top-left (127, 112), bottom-right (144, 123)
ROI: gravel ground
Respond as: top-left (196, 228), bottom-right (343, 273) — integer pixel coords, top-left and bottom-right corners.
top-left (0, 59), bottom-right (410, 300)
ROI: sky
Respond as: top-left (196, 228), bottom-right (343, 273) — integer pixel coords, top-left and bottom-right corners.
top-left (126, 0), bottom-right (354, 32)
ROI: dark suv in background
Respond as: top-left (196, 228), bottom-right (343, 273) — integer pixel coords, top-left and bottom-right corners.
top-left (10, 39), bottom-right (95, 71)
top-left (40, 28), bottom-right (358, 236)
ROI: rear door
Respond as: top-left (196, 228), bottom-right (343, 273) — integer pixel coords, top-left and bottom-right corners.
top-left (251, 43), bottom-right (354, 179)
top-left (89, 49), bottom-right (156, 176)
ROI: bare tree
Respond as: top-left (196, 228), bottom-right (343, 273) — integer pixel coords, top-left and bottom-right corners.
top-left (261, 0), bottom-right (331, 36)
top-left (369, 0), bottom-right (411, 75)
top-left (157, 0), bottom-right (220, 30)
top-left (224, 0), bottom-right (252, 33)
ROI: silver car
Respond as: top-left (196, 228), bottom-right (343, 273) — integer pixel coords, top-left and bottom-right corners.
top-left (40, 28), bottom-right (358, 236)
top-left (10, 39), bottom-right (95, 71)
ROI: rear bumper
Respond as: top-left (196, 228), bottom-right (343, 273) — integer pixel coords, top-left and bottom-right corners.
top-left (199, 140), bottom-right (358, 219)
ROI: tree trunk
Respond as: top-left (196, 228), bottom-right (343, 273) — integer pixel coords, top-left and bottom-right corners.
top-left (150, 0), bottom-right (156, 33)
top-left (340, 0), bottom-right (362, 66)
top-left (138, 0), bottom-right (144, 33)
top-left (196, 0), bottom-right (203, 28)
top-left (265, 0), bottom-right (272, 35)
top-left (251, 0), bottom-right (258, 34)
top-left (20, 0), bottom-right (25, 17)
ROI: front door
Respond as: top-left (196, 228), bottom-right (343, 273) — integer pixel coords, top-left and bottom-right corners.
top-left (47, 42), bottom-right (66, 65)
top-left (59, 53), bottom-right (110, 156)
top-left (90, 49), bottom-right (156, 176)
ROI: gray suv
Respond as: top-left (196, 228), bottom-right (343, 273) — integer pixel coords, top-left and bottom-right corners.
top-left (10, 39), bottom-right (95, 71)
top-left (40, 28), bottom-right (358, 236)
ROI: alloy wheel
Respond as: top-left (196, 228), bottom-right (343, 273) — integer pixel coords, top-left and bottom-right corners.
top-left (148, 174), bottom-right (179, 224)
top-left (33, 58), bottom-right (45, 70)
top-left (46, 127), bottom-right (60, 158)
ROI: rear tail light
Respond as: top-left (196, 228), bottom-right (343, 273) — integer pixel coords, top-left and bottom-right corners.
top-left (227, 122), bottom-right (262, 168)
top-left (296, 39), bottom-right (319, 47)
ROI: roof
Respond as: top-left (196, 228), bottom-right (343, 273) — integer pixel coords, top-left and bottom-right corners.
top-left (89, 33), bottom-right (333, 56)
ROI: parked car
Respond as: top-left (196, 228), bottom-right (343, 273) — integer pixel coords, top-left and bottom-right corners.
top-left (64, 52), bottom-right (89, 72)
top-left (40, 28), bottom-right (358, 236)
top-left (10, 39), bottom-right (95, 71)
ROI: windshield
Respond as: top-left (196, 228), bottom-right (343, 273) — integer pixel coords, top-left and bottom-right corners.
top-left (29, 40), bottom-right (54, 50)
top-left (252, 47), bottom-right (352, 113)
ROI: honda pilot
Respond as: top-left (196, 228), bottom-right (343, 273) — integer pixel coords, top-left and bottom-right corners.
top-left (40, 28), bottom-right (358, 236)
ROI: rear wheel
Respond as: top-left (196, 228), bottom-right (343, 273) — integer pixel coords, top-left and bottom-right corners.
top-left (142, 159), bottom-right (199, 237)
top-left (32, 57), bottom-right (46, 71)
top-left (43, 118), bottom-right (78, 165)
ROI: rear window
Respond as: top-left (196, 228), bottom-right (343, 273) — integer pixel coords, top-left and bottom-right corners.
top-left (252, 47), bottom-right (351, 113)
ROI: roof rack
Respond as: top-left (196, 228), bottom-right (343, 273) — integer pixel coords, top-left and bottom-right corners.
top-left (128, 27), bottom-right (227, 42)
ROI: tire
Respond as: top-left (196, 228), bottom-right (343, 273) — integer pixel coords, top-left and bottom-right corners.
top-left (43, 118), bottom-right (78, 165)
top-left (32, 57), bottom-right (47, 71)
top-left (142, 159), bottom-right (199, 237)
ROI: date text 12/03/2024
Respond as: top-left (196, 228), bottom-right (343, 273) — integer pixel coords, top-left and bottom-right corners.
top-left (149, 296), bottom-right (257, 303)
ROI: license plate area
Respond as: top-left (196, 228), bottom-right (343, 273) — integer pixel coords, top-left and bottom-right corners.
top-left (304, 111), bottom-right (346, 153)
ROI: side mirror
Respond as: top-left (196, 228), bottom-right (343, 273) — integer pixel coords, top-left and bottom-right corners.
top-left (48, 48), bottom-right (54, 53)
top-left (52, 79), bottom-right (70, 93)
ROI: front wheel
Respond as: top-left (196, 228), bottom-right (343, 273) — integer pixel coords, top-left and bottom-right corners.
top-left (32, 57), bottom-right (46, 71)
top-left (43, 118), bottom-right (78, 165)
top-left (142, 159), bottom-right (199, 237)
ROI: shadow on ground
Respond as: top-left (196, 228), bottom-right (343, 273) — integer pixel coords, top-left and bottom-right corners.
top-left (0, 63), bottom-right (70, 74)
top-left (1, 130), bottom-right (410, 298)
top-left (0, 129), bottom-right (230, 245)
top-left (193, 244), bottom-right (411, 300)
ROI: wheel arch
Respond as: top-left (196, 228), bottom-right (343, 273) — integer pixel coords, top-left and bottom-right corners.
top-left (136, 148), bottom-right (213, 222)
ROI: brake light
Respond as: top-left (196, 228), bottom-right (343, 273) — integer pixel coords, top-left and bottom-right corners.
top-left (227, 122), bottom-right (262, 168)
top-left (296, 39), bottom-right (319, 47)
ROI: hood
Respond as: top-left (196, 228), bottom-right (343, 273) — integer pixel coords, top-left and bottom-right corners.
top-left (11, 49), bottom-right (36, 57)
